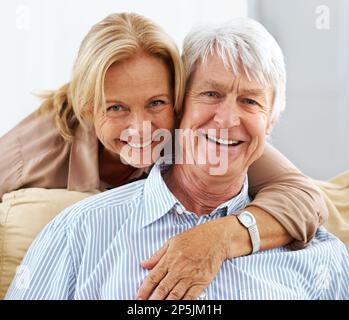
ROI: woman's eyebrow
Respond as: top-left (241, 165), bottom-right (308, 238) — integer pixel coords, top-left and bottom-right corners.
top-left (105, 93), bottom-right (171, 104)
top-left (105, 99), bottom-right (123, 104)
top-left (147, 93), bottom-right (171, 100)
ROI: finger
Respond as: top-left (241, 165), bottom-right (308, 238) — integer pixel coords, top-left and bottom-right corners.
top-left (182, 285), bottom-right (207, 300)
top-left (148, 274), bottom-right (179, 300)
top-left (141, 243), bottom-right (169, 269)
top-left (165, 280), bottom-right (190, 300)
top-left (136, 266), bottom-right (167, 300)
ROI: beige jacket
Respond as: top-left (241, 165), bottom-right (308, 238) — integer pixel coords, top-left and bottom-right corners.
top-left (0, 110), bottom-right (328, 248)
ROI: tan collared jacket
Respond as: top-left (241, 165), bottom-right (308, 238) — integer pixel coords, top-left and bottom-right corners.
top-left (0, 110), bottom-right (328, 248)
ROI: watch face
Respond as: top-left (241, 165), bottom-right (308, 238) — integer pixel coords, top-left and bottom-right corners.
top-left (241, 212), bottom-right (254, 226)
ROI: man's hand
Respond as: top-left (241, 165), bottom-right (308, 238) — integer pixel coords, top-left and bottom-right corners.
top-left (135, 218), bottom-right (231, 300)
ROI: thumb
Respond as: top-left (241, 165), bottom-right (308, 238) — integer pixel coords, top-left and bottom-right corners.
top-left (141, 242), bottom-right (169, 269)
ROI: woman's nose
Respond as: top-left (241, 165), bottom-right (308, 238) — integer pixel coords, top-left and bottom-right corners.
top-left (129, 111), bottom-right (146, 133)
top-left (125, 111), bottom-right (152, 142)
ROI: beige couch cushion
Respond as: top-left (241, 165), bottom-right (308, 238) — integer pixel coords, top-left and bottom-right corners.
top-left (315, 171), bottom-right (349, 251)
top-left (0, 188), bottom-right (99, 298)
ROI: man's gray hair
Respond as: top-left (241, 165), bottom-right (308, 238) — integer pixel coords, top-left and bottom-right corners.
top-left (182, 18), bottom-right (286, 124)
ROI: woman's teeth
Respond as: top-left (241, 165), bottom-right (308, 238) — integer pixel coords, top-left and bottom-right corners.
top-left (206, 134), bottom-right (241, 146)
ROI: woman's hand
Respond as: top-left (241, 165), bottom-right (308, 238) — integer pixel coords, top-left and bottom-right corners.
top-left (135, 206), bottom-right (292, 300)
top-left (135, 216), bottom-right (236, 300)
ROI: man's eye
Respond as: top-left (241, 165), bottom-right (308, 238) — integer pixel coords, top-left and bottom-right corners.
top-left (202, 91), bottom-right (220, 98)
top-left (149, 100), bottom-right (165, 107)
top-left (241, 98), bottom-right (258, 106)
top-left (107, 105), bottom-right (124, 112)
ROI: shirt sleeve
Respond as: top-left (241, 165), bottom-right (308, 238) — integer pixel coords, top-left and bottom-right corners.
top-left (0, 132), bottom-right (23, 201)
top-left (247, 143), bottom-right (328, 249)
top-left (4, 211), bottom-right (76, 300)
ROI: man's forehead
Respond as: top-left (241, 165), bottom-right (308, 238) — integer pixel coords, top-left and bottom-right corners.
top-left (194, 77), bottom-right (269, 94)
top-left (189, 54), bottom-right (273, 95)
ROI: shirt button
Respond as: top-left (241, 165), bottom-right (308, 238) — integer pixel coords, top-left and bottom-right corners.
top-left (176, 206), bottom-right (184, 215)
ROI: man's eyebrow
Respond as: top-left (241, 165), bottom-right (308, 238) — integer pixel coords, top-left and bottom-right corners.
top-left (198, 81), bottom-right (267, 96)
top-left (239, 88), bottom-right (267, 96)
top-left (198, 80), bottom-right (230, 91)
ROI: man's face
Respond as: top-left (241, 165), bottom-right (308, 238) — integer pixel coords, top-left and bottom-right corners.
top-left (179, 53), bottom-right (274, 179)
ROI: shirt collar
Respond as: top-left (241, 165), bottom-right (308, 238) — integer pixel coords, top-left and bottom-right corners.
top-left (142, 160), bottom-right (250, 228)
top-left (142, 160), bottom-right (178, 228)
top-left (207, 177), bottom-right (249, 218)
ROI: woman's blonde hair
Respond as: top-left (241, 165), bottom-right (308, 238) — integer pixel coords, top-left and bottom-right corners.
top-left (38, 12), bottom-right (185, 141)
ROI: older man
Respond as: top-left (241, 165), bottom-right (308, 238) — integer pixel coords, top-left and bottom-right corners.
top-left (6, 18), bottom-right (348, 300)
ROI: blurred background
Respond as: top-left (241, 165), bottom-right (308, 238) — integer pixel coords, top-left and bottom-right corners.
top-left (0, 0), bottom-right (348, 180)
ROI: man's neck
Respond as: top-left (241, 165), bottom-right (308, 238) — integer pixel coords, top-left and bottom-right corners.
top-left (163, 164), bottom-right (246, 216)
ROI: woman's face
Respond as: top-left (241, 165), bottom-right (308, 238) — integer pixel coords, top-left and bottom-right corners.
top-left (94, 52), bottom-right (175, 168)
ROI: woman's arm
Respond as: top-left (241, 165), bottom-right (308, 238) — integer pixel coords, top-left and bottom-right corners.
top-left (223, 206), bottom-right (293, 258)
top-left (0, 129), bottom-right (23, 201)
top-left (136, 143), bottom-right (328, 300)
top-left (248, 143), bottom-right (328, 249)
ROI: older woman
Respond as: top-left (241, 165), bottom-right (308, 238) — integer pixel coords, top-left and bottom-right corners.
top-left (6, 17), bottom-right (348, 300)
top-left (2, 13), bottom-right (327, 298)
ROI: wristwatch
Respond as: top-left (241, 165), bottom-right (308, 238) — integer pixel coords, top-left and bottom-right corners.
top-left (236, 210), bottom-right (260, 254)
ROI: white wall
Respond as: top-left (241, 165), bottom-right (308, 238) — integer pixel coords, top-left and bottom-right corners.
top-left (249, 0), bottom-right (349, 180)
top-left (2, 0), bottom-right (347, 180)
top-left (0, 0), bottom-right (247, 136)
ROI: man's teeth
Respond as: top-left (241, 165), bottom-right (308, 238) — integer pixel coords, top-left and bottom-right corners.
top-left (206, 135), bottom-right (241, 146)
top-left (128, 140), bottom-right (152, 148)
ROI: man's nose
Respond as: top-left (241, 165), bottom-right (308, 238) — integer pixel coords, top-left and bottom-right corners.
top-left (213, 97), bottom-right (241, 128)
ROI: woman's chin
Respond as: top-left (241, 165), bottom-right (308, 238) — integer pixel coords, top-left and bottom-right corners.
top-left (119, 153), bottom-right (155, 169)
top-left (129, 161), bottom-right (154, 169)
top-left (119, 143), bottom-right (165, 168)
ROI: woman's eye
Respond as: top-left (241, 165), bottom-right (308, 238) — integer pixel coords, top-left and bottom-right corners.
top-left (149, 100), bottom-right (165, 107)
top-left (241, 98), bottom-right (259, 106)
top-left (107, 105), bottom-right (124, 112)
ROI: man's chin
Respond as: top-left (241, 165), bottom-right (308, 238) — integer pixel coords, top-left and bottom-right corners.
top-left (193, 162), bottom-right (227, 177)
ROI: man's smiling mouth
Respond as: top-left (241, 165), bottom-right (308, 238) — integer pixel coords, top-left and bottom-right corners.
top-left (205, 134), bottom-right (243, 146)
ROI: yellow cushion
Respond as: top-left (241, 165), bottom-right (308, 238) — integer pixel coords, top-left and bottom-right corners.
top-left (0, 188), bottom-right (99, 299)
top-left (314, 171), bottom-right (349, 251)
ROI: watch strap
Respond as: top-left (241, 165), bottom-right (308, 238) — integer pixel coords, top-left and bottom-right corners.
top-left (248, 222), bottom-right (260, 253)
top-left (237, 210), bottom-right (261, 254)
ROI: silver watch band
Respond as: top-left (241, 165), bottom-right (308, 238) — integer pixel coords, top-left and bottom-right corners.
top-left (248, 223), bottom-right (260, 254)
top-left (236, 210), bottom-right (261, 254)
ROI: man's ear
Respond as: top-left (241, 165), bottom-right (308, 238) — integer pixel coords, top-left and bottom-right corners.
top-left (266, 118), bottom-right (275, 135)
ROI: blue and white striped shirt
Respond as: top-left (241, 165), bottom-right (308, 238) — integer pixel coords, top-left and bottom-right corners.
top-left (6, 161), bottom-right (349, 300)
